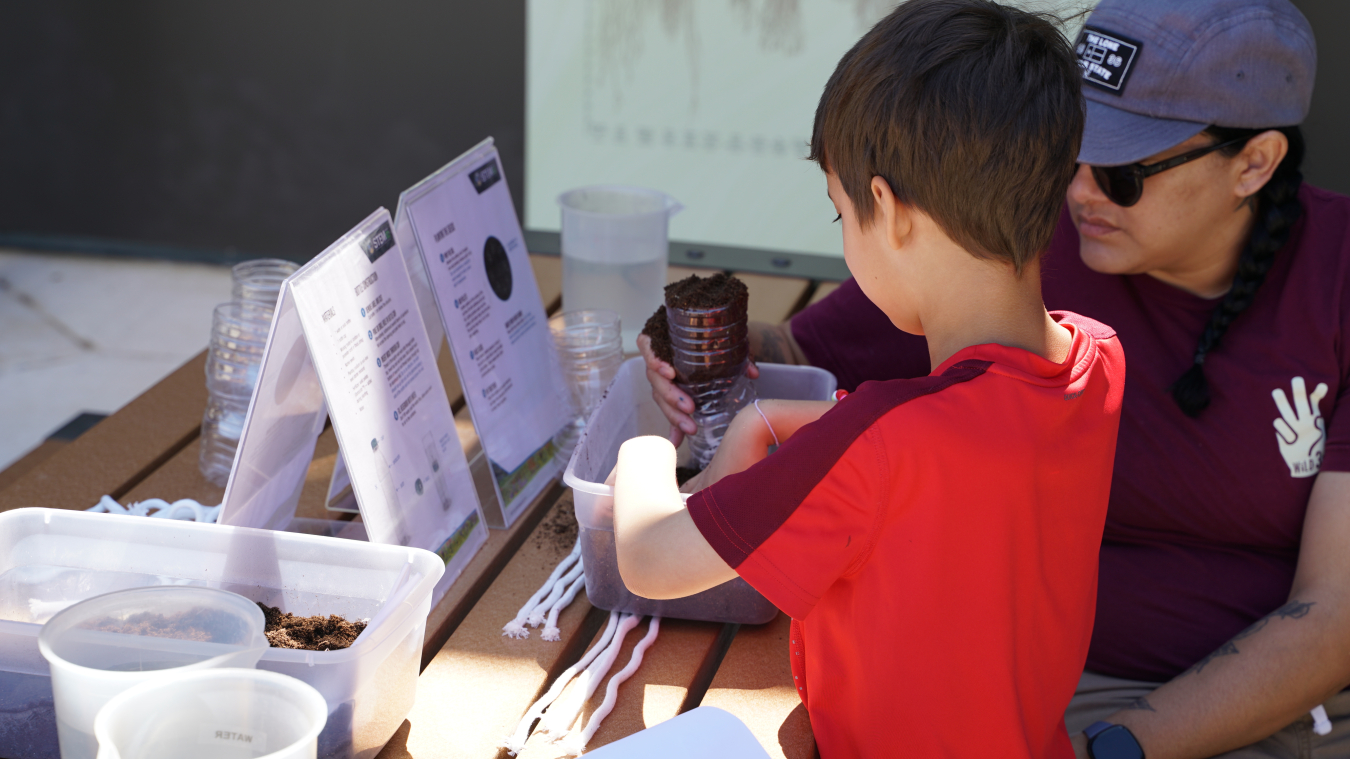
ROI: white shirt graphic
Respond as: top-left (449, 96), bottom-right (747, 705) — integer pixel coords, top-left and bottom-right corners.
top-left (1272, 376), bottom-right (1329, 478)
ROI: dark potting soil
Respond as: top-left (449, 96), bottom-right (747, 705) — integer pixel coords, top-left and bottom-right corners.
top-left (258, 603), bottom-right (366, 651)
top-left (663, 272), bottom-right (748, 311)
top-left (533, 500), bottom-right (579, 555)
top-left (641, 304), bottom-right (674, 365)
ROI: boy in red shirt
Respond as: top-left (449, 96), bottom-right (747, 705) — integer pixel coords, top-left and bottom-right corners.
top-left (611, 1), bottom-right (1124, 755)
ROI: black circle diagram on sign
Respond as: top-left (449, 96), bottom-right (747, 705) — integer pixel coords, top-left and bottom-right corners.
top-left (483, 236), bottom-right (512, 301)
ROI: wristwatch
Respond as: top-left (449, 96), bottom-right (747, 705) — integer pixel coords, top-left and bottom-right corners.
top-left (1084, 721), bottom-right (1145, 759)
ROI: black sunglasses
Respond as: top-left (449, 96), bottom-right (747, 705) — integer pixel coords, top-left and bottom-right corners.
top-left (1087, 136), bottom-right (1249, 207)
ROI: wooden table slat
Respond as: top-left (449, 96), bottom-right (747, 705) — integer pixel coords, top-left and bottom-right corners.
top-left (530, 254), bottom-right (564, 315)
top-left (0, 351), bottom-right (207, 512)
top-left (698, 612), bottom-right (815, 759)
top-left (377, 495), bottom-right (602, 759)
top-left (807, 280), bottom-right (840, 307)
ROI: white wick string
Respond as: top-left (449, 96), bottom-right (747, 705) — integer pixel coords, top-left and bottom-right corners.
top-left (562, 617), bottom-right (662, 755)
top-left (529, 561), bottom-right (586, 628)
top-left (88, 495), bottom-right (221, 523)
top-left (502, 611), bottom-right (621, 755)
top-left (539, 613), bottom-right (642, 738)
top-left (503, 540), bottom-right (581, 639)
top-left (753, 399), bottom-right (780, 447)
top-left (1311, 704), bottom-right (1331, 736)
top-left (542, 571), bottom-right (588, 642)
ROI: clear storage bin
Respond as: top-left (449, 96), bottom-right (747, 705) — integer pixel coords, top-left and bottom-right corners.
top-left (563, 358), bottom-right (836, 624)
top-left (0, 508), bottom-right (443, 759)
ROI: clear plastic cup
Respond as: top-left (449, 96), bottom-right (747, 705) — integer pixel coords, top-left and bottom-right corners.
top-left (39, 587), bottom-right (269, 759)
top-left (231, 259), bottom-right (299, 312)
top-left (550, 310), bottom-right (624, 457)
top-left (93, 668), bottom-right (327, 759)
top-left (200, 301), bottom-right (273, 486)
top-left (558, 186), bottom-right (682, 354)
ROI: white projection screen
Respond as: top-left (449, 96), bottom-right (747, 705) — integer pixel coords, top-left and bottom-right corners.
top-left (526, 0), bottom-right (1095, 279)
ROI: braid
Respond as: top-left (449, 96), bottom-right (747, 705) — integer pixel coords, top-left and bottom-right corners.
top-left (1171, 126), bottom-right (1306, 417)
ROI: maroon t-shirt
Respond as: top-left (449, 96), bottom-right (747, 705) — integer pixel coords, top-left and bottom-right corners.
top-left (790, 184), bottom-right (1350, 682)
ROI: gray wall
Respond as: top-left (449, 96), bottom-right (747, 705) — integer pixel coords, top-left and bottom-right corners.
top-left (0, 1), bottom-right (1344, 264)
top-left (1290, 0), bottom-right (1348, 195)
top-left (0, 2), bottom-right (525, 263)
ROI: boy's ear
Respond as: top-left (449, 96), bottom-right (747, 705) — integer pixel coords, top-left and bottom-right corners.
top-left (871, 176), bottom-right (911, 252)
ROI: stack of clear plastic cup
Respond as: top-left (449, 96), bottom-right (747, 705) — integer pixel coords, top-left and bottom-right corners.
top-left (550, 310), bottom-right (624, 457)
top-left (198, 301), bottom-right (272, 486)
top-left (231, 258), bottom-right (298, 311)
top-left (668, 300), bottom-right (755, 469)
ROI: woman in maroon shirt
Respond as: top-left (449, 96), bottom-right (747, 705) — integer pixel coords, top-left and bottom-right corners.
top-left (641, 1), bottom-right (1348, 756)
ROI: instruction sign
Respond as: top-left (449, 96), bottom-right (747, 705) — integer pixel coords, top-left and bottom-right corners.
top-left (396, 138), bottom-right (572, 527)
top-left (221, 208), bottom-right (487, 596)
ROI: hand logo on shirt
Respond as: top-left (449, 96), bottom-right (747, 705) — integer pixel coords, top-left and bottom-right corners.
top-left (1272, 376), bottom-right (1329, 478)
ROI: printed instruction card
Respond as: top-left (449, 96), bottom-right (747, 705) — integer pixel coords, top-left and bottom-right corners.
top-left (221, 208), bottom-right (488, 592)
top-left (396, 138), bottom-right (571, 527)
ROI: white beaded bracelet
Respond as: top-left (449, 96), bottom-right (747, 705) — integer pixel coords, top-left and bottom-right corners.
top-left (753, 399), bottom-right (781, 447)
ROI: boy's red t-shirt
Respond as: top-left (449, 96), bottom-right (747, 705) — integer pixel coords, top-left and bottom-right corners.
top-left (687, 313), bottom-right (1125, 758)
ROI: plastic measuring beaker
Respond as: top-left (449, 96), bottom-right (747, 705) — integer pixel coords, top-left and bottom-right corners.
top-left (39, 586), bottom-right (269, 759)
top-left (558, 186), bottom-right (683, 353)
top-left (93, 668), bottom-right (327, 759)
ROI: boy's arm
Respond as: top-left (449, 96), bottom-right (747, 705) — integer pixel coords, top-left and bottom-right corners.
top-left (683, 399), bottom-right (838, 493)
top-left (640, 321), bottom-right (802, 443)
top-left (612, 436), bottom-right (737, 599)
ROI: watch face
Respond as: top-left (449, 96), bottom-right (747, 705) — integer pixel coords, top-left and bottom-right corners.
top-left (1091, 725), bottom-right (1144, 759)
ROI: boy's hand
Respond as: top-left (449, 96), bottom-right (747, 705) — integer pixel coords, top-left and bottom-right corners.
top-left (639, 333), bottom-right (759, 446)
top-left (684, 399), bottom-right (838, 494)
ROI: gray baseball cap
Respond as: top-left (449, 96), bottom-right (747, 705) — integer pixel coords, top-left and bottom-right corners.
top-left (1075, 0), bottom-right (1316, 166)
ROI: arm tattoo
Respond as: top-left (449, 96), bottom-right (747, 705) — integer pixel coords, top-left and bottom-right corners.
top-left (1183, 600), bottom-right (1316, 677)
top-left (753, 325), bottom-right (791, 363)
top-left (1124, 696), bottom-right (1156, 712)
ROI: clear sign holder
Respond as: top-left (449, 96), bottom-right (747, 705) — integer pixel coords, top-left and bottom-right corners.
top-left (387, 137), bottom-right (573, 529)
top-left (221, 208), bottom-right (488, 600)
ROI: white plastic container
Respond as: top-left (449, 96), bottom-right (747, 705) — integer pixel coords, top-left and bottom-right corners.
top-left (558, 186), bottom-right (682, 353)
top-left (94, 668), bottom-right (328, 759)
top-left (563, 358), bottom-right (836, 624)
top-left (39, 587), bottom-right (269, 759)
top-left (0, 508), bottom-right (444, 759)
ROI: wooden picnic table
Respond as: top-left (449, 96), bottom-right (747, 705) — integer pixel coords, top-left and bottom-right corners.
top-left (0, 256), bottom-right (833, 759)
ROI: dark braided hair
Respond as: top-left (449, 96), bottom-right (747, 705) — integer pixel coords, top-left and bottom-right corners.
top-left (1170, 125), bottom-right (1306, 417)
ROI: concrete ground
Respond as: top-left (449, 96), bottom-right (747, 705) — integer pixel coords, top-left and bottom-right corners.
top-left (0, 249), bottom-right (233, 473)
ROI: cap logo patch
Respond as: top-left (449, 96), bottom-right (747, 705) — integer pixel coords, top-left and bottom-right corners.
top-left (1076, 26), bottom-right (1142, 96)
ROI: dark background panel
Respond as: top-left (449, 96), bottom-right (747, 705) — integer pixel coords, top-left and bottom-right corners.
top-left (0, 1), bottom-right (525, 263)
top-left (0, 1), bottom-right (1343, 264)
top-left (1290, 0), bottom-right (1348, 195)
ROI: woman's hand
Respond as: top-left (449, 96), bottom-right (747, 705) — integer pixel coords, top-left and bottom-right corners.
top-left (640, 321), bottom-right (808, 446)
top-left (639, 333), bottom-right (762, 446)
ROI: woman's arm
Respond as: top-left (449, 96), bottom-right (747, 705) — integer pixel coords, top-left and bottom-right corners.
top-left (1074, 470), bottom-right (1350, 758)
top-left (640, 320), bottom-right (806, 443)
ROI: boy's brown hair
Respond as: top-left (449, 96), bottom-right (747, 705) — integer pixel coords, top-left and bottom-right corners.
top-left (810, 0), bottom-right (1084, 272)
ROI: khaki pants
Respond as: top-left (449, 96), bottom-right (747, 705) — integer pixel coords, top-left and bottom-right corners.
top-left (1066, 670), bottom-right (1350, 758)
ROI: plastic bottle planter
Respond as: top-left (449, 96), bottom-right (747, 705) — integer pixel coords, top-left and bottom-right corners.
top-left (668, 299), bottom-right (754, 469)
